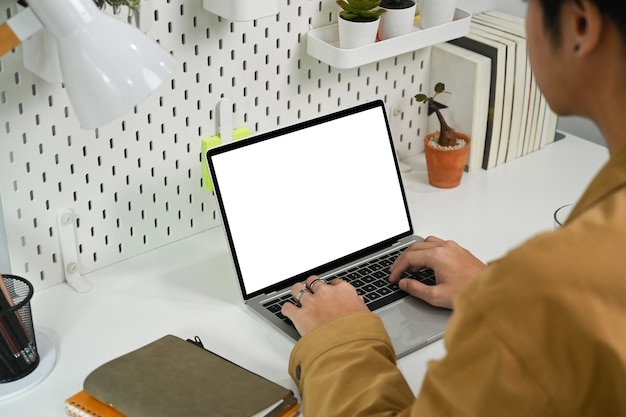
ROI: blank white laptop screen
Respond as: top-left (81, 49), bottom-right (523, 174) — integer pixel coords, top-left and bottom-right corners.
top-left (209, 102), bottom-right (412, 297)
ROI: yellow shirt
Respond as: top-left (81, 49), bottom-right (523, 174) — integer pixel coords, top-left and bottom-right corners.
top-left (288, 145), bottom-right (626, 416)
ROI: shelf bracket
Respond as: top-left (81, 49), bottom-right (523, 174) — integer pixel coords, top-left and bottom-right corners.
top-left (56, 208), bottom-right (91, 293)
top-left (217, 98), bottom-right (233, 144)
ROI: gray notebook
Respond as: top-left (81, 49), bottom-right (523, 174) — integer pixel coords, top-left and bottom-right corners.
top-left (206, 100), bottom-right (450, 358)
top-left (84, 335), bottom-right (298, 417)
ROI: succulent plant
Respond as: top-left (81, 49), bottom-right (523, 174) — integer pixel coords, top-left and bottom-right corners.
top-left (337, 0), bottom-right (386, 22)
top-left (93, 0), bottom-right (140, 14)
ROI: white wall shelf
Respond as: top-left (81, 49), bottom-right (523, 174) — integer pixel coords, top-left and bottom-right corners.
top-left (202, 0), bottom-right (279, 21)
top-left (307, 8), bottom-right (471, 69)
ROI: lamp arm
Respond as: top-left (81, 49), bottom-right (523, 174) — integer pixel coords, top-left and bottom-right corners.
top-left (0, 7), bottom-right (43, 57)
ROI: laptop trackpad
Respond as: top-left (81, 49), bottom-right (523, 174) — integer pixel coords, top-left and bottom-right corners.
top-left (377, 297), bottom-right (450, 358)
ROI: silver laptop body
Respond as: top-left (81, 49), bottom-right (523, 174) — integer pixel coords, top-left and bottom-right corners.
top-left (206, 100), bottom-right (450, 358)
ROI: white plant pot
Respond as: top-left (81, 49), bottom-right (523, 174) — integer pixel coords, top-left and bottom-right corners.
top-left (338, 16), bottom-right (381, 49)
top-left (419, 0), bottom-right (457, 29)
top-left (378, 2), bottom-right (417, 40)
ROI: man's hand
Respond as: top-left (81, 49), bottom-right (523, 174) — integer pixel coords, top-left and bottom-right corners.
top-left (282, 236), bottom-right (486, 336)
top-left (389, 236), bottom-right (487, 309)
top-left (282, 276), bottom-right (369, 336)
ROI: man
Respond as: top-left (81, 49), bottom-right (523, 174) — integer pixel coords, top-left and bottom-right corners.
top-left (281, 0), bottom-right (626, 415)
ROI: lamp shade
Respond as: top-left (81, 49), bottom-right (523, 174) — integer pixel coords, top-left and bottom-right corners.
top-left (27, 0), bottom-right (176, 129)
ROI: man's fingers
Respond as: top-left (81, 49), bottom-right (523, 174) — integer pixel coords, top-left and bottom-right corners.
top-left (281, 298), bottom-right (300, 319)
top-left (424, 235), bottom-right (444, 243)
top-left (289, 282), bottom-right (312, 307)
top-left (389, 250), bottom-right (428, 282)
top-left (389, 237), bottom-right (447, 282)
top-left (305, 276), bottom-right (328, 293)
top-left (398, 277), bottom-right (430, 299)
top-left (398, 277), bottom-right (450, 309)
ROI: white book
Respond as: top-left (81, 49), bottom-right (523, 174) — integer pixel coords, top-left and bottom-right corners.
top-left (450, 32), bottom-right (507, 170)
top-left (517, 72), bottom-right (539, 157)
top-left (469, 23), bottom-right (517, 167)
top-left (525, 83), bottom-right (544, 155)
top-left (427, 42), bottom-right (492, 173)
top-left (482, 10), bottom-right (559, 152)
top-left (531, 92), bottom-right (547, 152)
top-left (471, 14), bottom-right (530, 163)
top-left (483, 10), bottom-right (526, 26)
top-left (540, 102), bottom-right (559, 148)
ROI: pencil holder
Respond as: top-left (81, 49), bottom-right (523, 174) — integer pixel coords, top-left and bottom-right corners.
top-left (0, 274), bottom-right (39, 383)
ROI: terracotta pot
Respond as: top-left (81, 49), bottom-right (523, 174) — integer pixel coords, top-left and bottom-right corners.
top-left (423, 131), bottom-right (470, 188)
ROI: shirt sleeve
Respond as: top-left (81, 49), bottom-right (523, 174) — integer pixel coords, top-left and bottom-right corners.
top-left (288, 281), bottom-right (553, 417)
top-left (288, 311), bottom-right (415, 417)
top-left (409, 284), bottom-right (552, 416)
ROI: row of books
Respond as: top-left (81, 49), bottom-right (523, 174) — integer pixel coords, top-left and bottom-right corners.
top-left (65, 334), bottom-right (300, 417)
top-left (427, 11), bottom-right (558, 172)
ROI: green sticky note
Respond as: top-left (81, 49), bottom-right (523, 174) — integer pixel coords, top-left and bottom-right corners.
top-left (201, 135), bottom-right (222, 192)
top-left (201, 126), bottom-right (252, 192)
top-left (231, 126), bottom-right (252, 141)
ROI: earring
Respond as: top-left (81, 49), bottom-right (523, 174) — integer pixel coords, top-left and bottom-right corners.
top-left (574, 44), bottom-right (581, 52)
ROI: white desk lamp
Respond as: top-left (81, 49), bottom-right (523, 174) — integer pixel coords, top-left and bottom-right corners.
top-left (0, 0), bottom-right (176, 129)
top-left (0, 0), bottom-right (176, 399)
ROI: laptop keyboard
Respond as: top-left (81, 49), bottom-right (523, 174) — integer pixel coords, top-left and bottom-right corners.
top-left (262, 248), bottom-right (436, 327)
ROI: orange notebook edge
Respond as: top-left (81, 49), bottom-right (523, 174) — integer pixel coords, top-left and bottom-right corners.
top-left (65, 390), bottom-right (126, 417)
top-left (279, 401), bottom-right (301, 417)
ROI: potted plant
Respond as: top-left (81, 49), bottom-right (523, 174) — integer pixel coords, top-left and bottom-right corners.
top-left (378, 0), bottom-right (417, 40)
top-left (336, 0), bottom-right (386, 49)
top-left (94, 0), bottom-right (149, 30)
top-left (94, 0), bottom-right (140, 14)
top-left (415, 82), bottom-right (470, 188)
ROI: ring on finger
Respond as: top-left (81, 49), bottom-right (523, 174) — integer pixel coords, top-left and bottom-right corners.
top-left (308, 278), bottom-right (325, 294)
top-left (294, 287), bottom-right (310, 306)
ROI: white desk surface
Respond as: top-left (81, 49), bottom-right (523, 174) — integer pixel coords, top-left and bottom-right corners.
top-left (1, 134), bottom-right (609, 416)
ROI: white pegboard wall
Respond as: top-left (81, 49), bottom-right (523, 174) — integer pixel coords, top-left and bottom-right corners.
top-left (0, 0), bottom-right (431, 291)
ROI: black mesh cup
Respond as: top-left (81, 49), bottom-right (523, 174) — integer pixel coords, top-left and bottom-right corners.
top-left (0, 274), bottom-right (39, 383)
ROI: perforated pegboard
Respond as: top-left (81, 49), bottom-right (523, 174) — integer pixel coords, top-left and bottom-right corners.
top-left (0, 0), bottom-right (430, 291)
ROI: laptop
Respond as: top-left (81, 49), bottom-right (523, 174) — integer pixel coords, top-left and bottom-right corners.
top-left (205, 100), bottom-right (450, 358)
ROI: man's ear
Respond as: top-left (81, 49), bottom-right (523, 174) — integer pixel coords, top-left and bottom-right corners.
top-left (569, 0), bottom-right (602, 56)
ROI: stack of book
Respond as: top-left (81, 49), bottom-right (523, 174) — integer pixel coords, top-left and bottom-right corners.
top-left (430, 11), bottom-right (558, 172)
